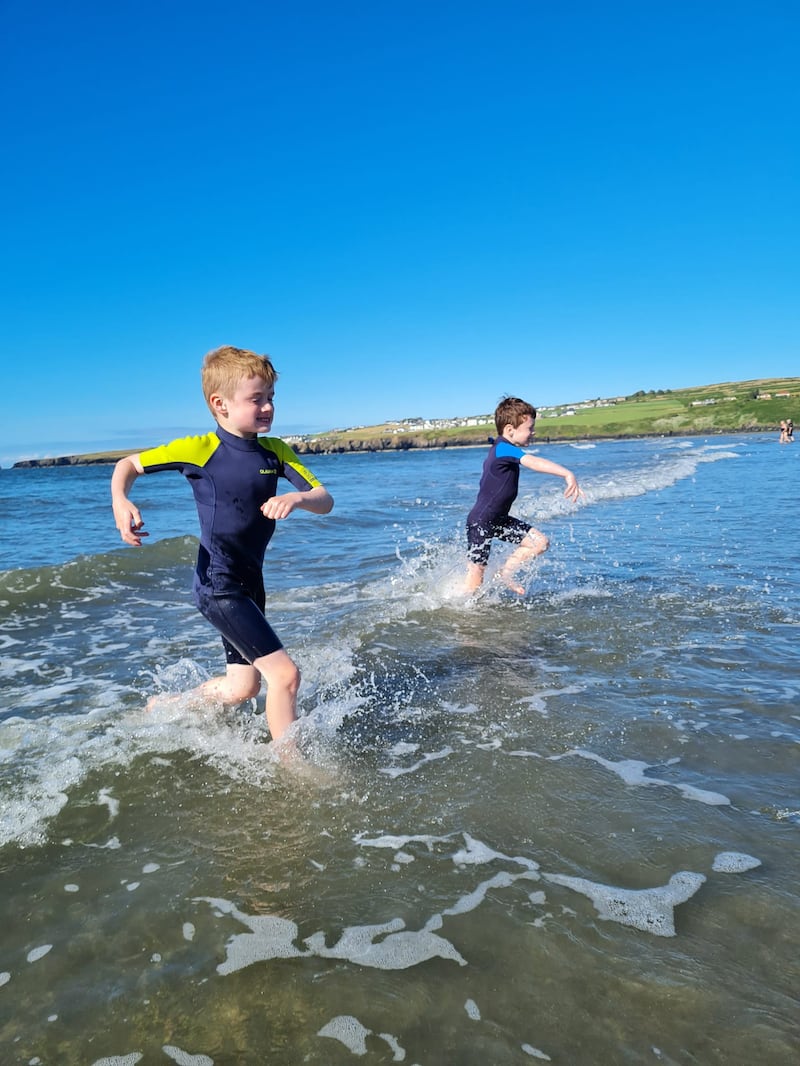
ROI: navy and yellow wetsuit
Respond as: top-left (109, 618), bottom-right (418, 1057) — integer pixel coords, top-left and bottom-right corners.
top-left (139, 424), bottom-right (322, 664)
top-left (466, 437), bottom-right (532, 565)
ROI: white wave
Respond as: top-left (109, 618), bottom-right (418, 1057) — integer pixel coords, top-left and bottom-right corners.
top-left (191, 826), bottom-right (726, 1007)
top-left (543, 869), bottom-right (706, 937)
top-left (465, 999), bottom-right (481, 1020)
top-left (199, 895), bottom-right (466, 974)
top-left (554, 749), bottom-right (731, 806)
top-left (27, 944), bottom-right (53, 963)
top-left (451, 833), bottom-right (539, 872)
top-left (317, 1015), bottom-right (408, 1060)
top-left (522, 1044), bottom-right (552, 1060)
top-left (379, 745), bottom-right (454, 777)
top-left (514, 442), bottom-right (739, 524)
top-left (318, 1016), bottom-right (371, 1055)
top-left (355, 831), bottom-right (453, 851)
top-left (162, 1047), bottom-right (213, 1066)
top-left (0, 618), bottom-right (378, 848)
top-left (0, 695), bottom-right (279, 849)
top-left (712, 851), bottom-right (761, 873)
top-left (91, 1056), bottom-right (143, 1066)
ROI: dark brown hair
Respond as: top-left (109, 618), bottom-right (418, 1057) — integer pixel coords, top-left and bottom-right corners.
top-left (494, 396), bottom-right (536, 436)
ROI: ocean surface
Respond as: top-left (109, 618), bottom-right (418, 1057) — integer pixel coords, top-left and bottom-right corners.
top-left (0, 434), bottom-right (798, 1065)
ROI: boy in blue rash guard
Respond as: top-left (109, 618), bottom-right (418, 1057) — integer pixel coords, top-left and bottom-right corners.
top-left (111, 346), bottom-right (334, 741)
top-left (465, 396), bottom-right (582, 595)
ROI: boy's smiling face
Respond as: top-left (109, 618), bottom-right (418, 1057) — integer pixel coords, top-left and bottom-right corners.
top-left (211, 374), bottom-right (275, 438)
top-left (504, 415), bottom-right (535, 447)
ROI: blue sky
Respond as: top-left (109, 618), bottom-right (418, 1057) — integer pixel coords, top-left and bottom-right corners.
top-left (1, 0), bottom-right (797, 464)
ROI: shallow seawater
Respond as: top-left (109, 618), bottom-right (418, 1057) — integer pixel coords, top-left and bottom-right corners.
top-left (0, 435), bottom-right (798, 1064)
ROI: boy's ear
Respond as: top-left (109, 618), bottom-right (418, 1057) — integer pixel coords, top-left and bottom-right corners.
top-left (209, 393), bottom-right (228, 418)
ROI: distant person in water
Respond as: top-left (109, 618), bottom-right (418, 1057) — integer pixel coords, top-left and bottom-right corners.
top-left (779, 419), bottom-right (794, 443)
top-left (110, 345), bottom-right (334, 742)
top-left (465, 396), bottom-right (583, 595)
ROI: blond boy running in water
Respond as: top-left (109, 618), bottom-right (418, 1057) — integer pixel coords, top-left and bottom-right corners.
top-left (111, 346), bottom-right (333, 741)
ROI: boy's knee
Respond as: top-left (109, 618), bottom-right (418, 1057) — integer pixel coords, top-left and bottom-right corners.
top-left (225, 675), bottom-right (262, 702)
top-left (237, 677), bottom-right (263, 701)
top-left (525, 531), bottom-right (549, 553)
top-left (260, 653), bottom-right (301, 694)
top-left (285, 661), bottom-right (301, 695)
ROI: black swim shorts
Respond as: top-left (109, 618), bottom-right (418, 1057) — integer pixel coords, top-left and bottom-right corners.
top-left (466, 514), bottom-right (532, 567)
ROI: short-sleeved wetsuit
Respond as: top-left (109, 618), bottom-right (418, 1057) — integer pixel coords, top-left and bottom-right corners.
top-left (139, 424), bottom-right (322, 664)
top-left (466, 437), bottom-right (532, 566)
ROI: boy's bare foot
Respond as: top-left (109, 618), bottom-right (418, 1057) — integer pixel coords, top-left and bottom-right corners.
top-left (496, 571), bottom-right (526, 596)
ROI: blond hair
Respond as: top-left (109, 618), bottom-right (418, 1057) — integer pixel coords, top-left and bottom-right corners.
top-left (494, 396), bottom-right (537, 436)
top-left (201, 346), bottom-right (278, 415)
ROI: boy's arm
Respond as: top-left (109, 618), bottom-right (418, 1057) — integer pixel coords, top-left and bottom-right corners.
top-left (111, 454), bottom-right (149, 545)
top-left (520, 454), bottom-right (583, 502)
top-left (260, 484), bottom-right (334, 521)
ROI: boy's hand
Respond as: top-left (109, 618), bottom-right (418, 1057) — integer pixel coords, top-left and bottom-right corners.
top-left (261, 493), bottom-right (300, 520)
top-left (113, 501), bottom-right (149, 545)
top-left (563, 473), bottom-right (583, 502)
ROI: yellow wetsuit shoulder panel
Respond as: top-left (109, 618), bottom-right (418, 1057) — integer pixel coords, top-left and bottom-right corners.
top-left (139, 432), bottom-right (221, 471)
top-left (258, 436), bottom-right (322, 490)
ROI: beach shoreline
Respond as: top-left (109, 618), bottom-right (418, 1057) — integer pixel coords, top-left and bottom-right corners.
top-left (7, 424), bottom-right (780, 469)
top-left (7, 375), bottom-right (798, 468)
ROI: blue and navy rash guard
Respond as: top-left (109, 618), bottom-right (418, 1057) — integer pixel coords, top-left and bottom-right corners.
top-left (467, 437), bottom-right (526, 528)
top-left (139, 425), bottom-right (321, 597)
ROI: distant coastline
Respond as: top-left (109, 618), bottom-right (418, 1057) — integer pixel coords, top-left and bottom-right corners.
top-left (9, 375), bottom-right (798, 469)
top-left (5, 425), bottom-right (775, 469)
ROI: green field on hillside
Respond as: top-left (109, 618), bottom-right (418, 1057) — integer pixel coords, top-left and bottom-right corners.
top-left (12, 377), bottom-right (799, 466)
top-left (309, 377), bottom-right (799, 448)
top-left (535, 379), bottom-right (798, 440)
top-left (539, 398), bottom-right (682, 433)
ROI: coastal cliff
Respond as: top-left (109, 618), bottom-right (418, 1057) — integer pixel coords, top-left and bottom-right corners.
top-left (10, 375), bottom-right (798, 468)
top-left (11, 433), bottom-right (490, 468)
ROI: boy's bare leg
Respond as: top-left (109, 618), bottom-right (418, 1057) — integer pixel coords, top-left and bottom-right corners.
top-left (146, 663), bottom-right (261, 713)
top-left (465, 561), bottom-right (486, 592)
top-left (197, 663), bottom-right (262, 705)
top-left (204, 653), bottom-right (299, 742)
top-left (498, 530), bottom-right (549, 595)
top-left (253, 648), bottom-right (301, 741)
top-left (149, 653), bottom-right (299, 742)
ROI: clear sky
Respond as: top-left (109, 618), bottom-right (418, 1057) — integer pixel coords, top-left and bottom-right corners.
top-left (2, 0), bottom-right (797, 464)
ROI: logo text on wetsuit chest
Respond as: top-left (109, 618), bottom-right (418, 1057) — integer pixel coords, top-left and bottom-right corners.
top-left (259, 469), bottom-right (278, 475)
